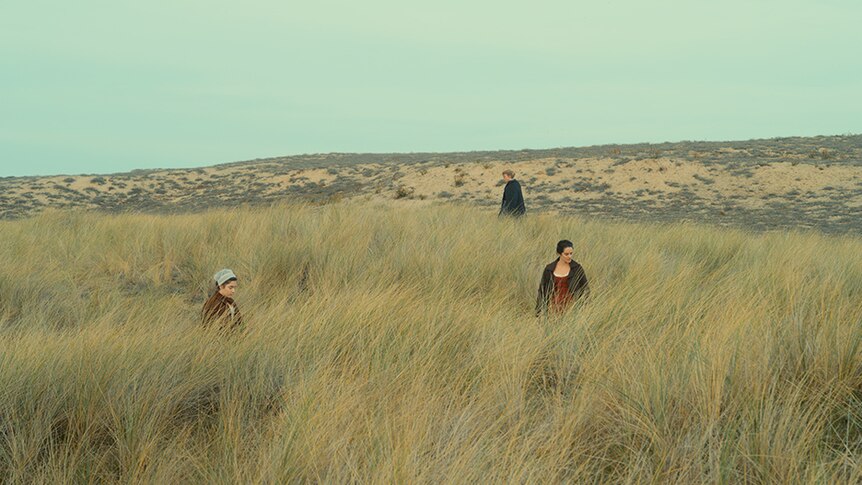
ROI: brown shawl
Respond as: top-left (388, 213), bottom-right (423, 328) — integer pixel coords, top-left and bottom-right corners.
top-left (201, 291), bottom-right (243, 331)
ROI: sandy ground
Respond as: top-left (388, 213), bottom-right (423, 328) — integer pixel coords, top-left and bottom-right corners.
top-left (2, 136), bottom-right (860, 233)
top-left (4, 157), bottom-right (859, 210)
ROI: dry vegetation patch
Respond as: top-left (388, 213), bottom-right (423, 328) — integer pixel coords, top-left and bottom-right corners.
top-left (0, 202), bottom-right (861, 482)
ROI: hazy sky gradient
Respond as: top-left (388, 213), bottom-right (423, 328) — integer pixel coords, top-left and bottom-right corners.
top-left (2, 0), bottom-right (860, 176)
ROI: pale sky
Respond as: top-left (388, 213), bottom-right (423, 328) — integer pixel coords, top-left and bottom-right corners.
top-left (1, 0), bottom-right (860, 177)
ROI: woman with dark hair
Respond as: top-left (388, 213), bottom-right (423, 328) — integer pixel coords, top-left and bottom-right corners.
top-left (202, 268), bottom-right (243, 330)
top-left (536, 240), bottom-right (589, 315)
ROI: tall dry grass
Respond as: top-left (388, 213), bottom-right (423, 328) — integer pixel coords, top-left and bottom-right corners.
top-left (0, 202), bottom-right (860, 483)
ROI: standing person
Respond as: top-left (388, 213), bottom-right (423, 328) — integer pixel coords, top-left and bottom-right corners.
top-left (536, 240), bottom-right (589, 315)
top-left (499, 169), bottom-right (526, 217)
top-left (202, 268), bottom-right (243, 331)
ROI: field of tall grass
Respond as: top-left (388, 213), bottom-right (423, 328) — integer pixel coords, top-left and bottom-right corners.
top-left (1, 202), bottom-right (861, 483)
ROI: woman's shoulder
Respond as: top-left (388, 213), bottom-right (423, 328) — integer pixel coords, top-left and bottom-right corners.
top-left (203, 292), bottom-right (225, 307)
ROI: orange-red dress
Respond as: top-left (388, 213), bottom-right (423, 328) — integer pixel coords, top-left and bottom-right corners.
top-left (552, 275), bottom-right (573, 313)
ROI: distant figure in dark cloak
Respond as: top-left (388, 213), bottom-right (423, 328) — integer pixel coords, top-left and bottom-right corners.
top-left (499, 169), bottom-right (526, 217)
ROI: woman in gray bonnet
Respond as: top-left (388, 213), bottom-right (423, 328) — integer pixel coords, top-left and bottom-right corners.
top-left (201, 268), bottom-right (243, 331)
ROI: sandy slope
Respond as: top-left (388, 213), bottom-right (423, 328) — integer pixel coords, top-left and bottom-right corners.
top-left (1, 135), bottom-right (860, 232)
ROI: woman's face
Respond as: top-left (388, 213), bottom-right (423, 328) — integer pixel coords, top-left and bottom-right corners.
top-left (559, 247), bottom-right (574, 264)
top-left (219, 281), bottom-right (238, 298)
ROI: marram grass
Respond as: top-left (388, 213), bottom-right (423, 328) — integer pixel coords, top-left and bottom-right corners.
top-left (0, 202), bottom-right (860, 483)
